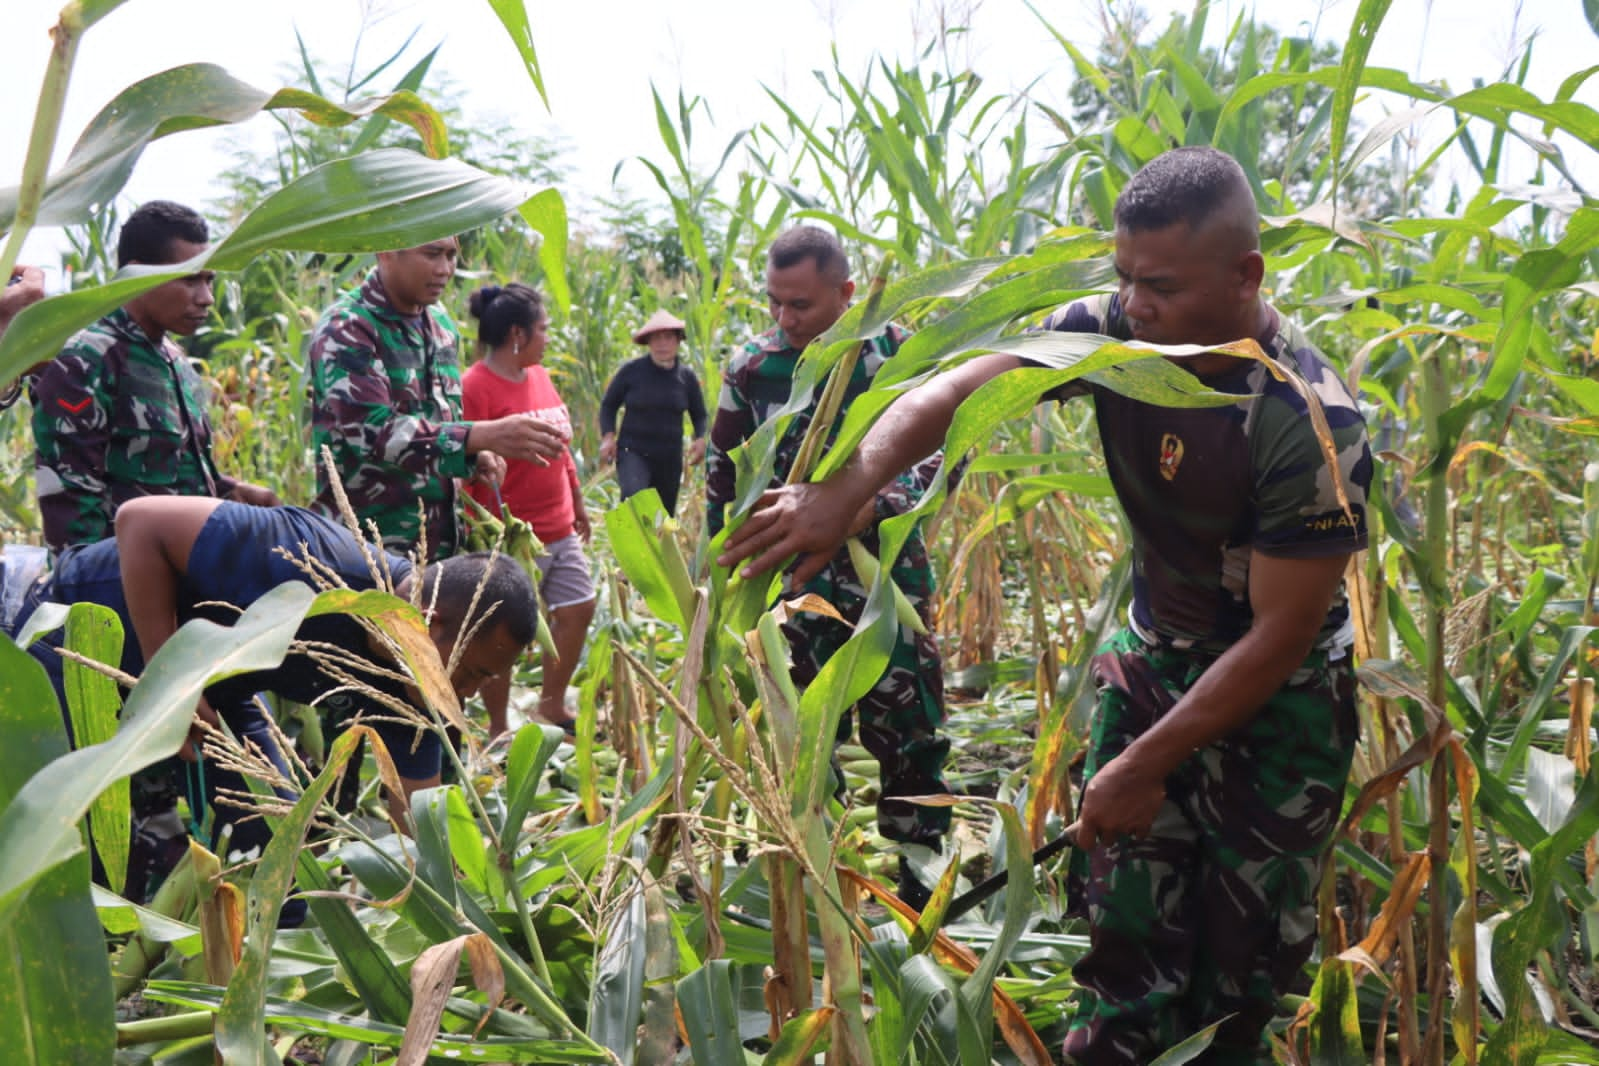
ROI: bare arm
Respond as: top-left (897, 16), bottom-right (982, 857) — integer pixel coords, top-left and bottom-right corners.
top-left (566, 448), bottom-right (591, 542)
top-left (465, 415), bottom-right (565, 467)
top-left (115, 496), bottom-right (224, 662)
top-left (1070, 550), bottom-right (1352, 849)
top-left (718, 352), bottom-right (1023, 584)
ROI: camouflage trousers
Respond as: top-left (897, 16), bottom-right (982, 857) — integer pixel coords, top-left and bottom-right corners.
top-left (1063, 627), bottom-right (1358, 1065)
top-left (783, 556), bottom-right (950, 849)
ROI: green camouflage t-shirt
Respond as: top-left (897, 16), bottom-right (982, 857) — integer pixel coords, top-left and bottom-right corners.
top-left (32, 307), bottom-right (233, 552)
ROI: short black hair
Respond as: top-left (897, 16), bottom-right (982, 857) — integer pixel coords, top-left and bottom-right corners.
top-left (767, 225), bottom-right (849, 281)
top-left (468, 283), bottom-right (545, 348)
top-left (118, 201), bottom-right (208, 267)
top-left (419, 551), bottom-right (538, 647)
top-left (1113, 147), bottom-right (1255, 234)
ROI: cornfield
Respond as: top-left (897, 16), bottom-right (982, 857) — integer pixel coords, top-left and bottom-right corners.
top-left (1, 1), bottom-right (1597, 1063)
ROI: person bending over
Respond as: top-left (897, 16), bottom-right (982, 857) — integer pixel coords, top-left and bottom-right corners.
top-left (17, 497), bottom-right (538, 873)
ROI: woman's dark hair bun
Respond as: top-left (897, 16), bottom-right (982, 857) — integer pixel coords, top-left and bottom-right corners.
top-left (468, 285), bottom-right (504, 320)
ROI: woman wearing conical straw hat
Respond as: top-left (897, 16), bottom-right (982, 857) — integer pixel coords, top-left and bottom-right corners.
top-left (597, 308), bottom-right (708, 516)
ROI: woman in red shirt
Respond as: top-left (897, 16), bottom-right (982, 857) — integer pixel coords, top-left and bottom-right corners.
top-left (462, 283), bottom-right (593, 735)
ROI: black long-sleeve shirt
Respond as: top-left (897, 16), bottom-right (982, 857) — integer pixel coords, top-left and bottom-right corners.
top-left (598, 355), bottom-right (707, 455)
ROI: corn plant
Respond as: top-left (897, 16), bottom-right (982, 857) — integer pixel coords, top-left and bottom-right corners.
top-left (6, 0), bottom-right (1599, 1063)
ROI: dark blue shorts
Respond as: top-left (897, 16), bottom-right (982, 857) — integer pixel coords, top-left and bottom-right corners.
top-left (21, 504), bottom-right (441, 780)
top-left (185, 504), bottom-right (414, 610)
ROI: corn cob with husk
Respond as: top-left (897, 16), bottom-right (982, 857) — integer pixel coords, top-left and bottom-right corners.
top-left (845, 536), bottom-right (928, 636)
top-left (462, 492), bottom-right (558, 662)
top-left (112, 845), bottom-right (200, 998)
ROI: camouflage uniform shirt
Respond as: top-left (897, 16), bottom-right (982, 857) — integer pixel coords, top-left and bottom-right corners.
top-left (32, 307), bottom-right (235, 553)
top-left (308, 270), bottom-right (472, 560)
top-left (706, 323), bottom-right (954, 850)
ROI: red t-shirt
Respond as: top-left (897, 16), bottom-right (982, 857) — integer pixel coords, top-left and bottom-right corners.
top-left (461, 361), bottom-right (576, 544)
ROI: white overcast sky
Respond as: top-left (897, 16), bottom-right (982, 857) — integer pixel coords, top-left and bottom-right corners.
top-left (3, 0), bottom-right (1597, 270)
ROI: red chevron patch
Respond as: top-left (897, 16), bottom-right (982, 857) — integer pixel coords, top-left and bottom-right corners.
top-left (57, 396), bottom-right (92, 414)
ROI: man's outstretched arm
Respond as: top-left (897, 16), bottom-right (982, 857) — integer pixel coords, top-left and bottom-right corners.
top-left (719, 352), bottom-right (1022, 585)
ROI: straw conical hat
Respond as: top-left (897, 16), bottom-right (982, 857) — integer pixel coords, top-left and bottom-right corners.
top-left (632, 308), bottom-right (687, 343)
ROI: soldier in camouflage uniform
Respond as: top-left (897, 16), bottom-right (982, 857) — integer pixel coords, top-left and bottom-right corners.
top-left (29, 201), bottom-right (278, 901)
top-left (31, 201), bottom-right (277, 555)
top-left (720, 149), bottom-right (1372, 1064)
top-left (307, 236), bottom-right (564, 561)
top-left (706, 225), bottom-right (952, 906)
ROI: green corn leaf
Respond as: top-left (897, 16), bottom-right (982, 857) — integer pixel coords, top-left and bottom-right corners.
top-left (0, 62), bottom-right (449, 234)
top-left (1502, 625), bottom-right (1596, 775)
top-left (675, 960), bottom-right (746, 1066)
top-left (63, 602), bottom-right (128, 895)
top-left (0, 638), bottom-right (115, 1065)
top-left (410, 785), bottom-right (468, 907)
top-left (588, 842), bottom-right (648, 1065)
top-left (482, 0), bottom-right (550, 107)
top-left (75, 0), bottom-right (131, 28)
top-left (92, 884), bottom-right (203, 955)
top-left (1306, 957), bottom-right (1366, 1064)
top-left (336, 835), bottom-right (588, 1040)
top-left (762, 1008), bottom-right (834, 1065)
top-left (636, 875), bottom-right (678, 1064)
top-left (151, 982), bottom-right (608, 1062)
top-left (1539, 369), bottom-right (1599, 418)
top-left (0, 581), bottom-right (317, 929)
top-left (957, 800), bottom-right (1036, 1043)
top-left (519, 187), bottom-right (570, 317)
top-left (1477, 208), bottom-right (1599, 405)
top-left (604, 489), bottom-right (693, 629)
top-left (349, 43), bottom-right (441, 155)
top-left (1148, 1016), bottom-right (1231, 1064)
top-left (1, 148), bottom-right (547, 390)
top-left (448, 785), bottom-right (500, 901)
top-left (215, 724), bottom-right (375, 1066)
top-left (294, 851), bottom-right (412, 1026)
top-left (1330, 0), bottom-right (1396, 194)
top-left (341, 837), bottom-right (466, 945)
top-left (1524, 748), bottom-right (1576, 834)
top-left (502, 723), bottom-right (566, 851)
top-left (1484, 766), bottom-right (1599, 1063)
top-left (789, 583), bottom-right (897, 817)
